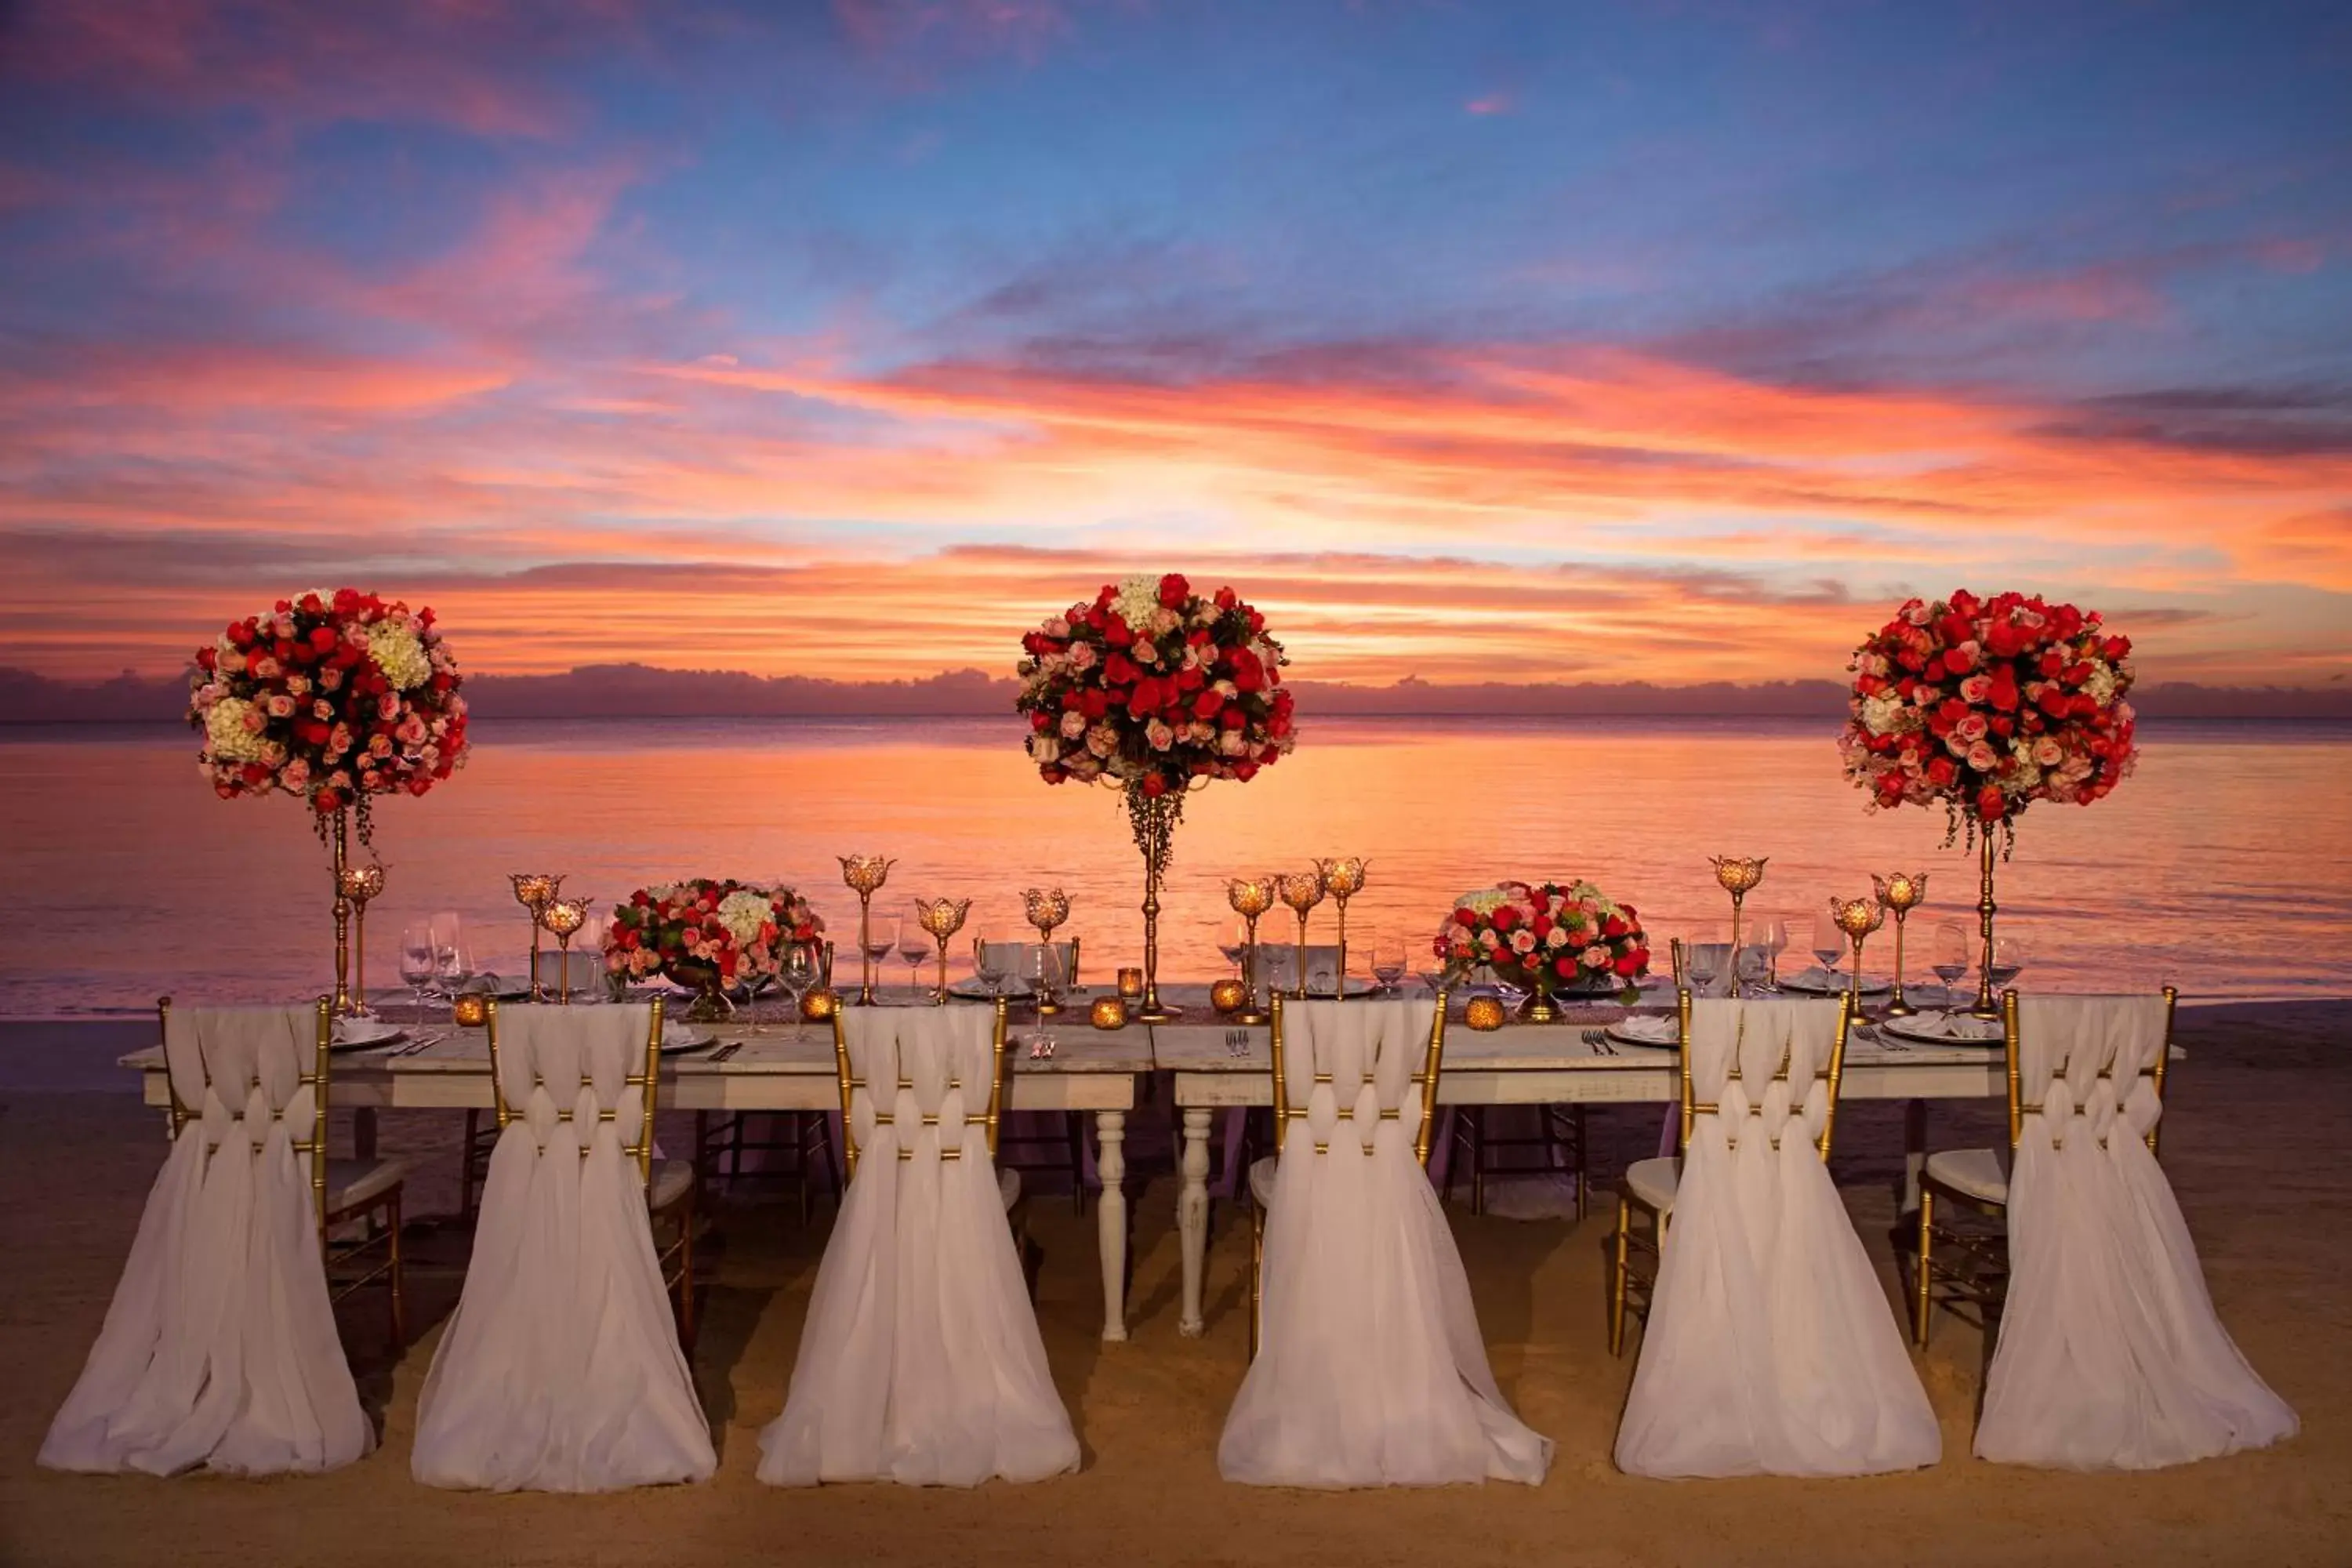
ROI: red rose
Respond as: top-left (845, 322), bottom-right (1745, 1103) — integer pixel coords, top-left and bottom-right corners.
top-left (1080, 689), bottom-right (1109, 720)
top-left (1214, 586), bottom-right (1237, 611)
top-left (1141, 771), bottom-right (1168, 799)
top-left (1128, 677), bottom-right (1160, 716)
top-left (1454, 908), bottom-right (1478, 927)
top-left (1105, 616), bottom-right (1134, 648)
top-left (1220, 706), bottom-right (1245, 728)
top-left (1602, 915), bottom-right (1628, 938)
top-left (1192, 689), bottom-right (1221, 720)
top-left (1029, 710), bottom-right (1051, 731)
top-left (2103, 634), bottom-right (2129, 661)
top-left (1158, 572), bottom-right (1190, 608)
top-left (1230, 648), bottom-right (1265, 692)
top-left (1555, 956), bottom-right (1577, 979)
top-left (1490, 906), bottom-right (1518, 932)
top-left (1175, 665), bottom-right (1203, 691)
top-left (1233, 760), bottom-right (1258, 781)
top-left (1976, 784), bottom-right (2007, 821)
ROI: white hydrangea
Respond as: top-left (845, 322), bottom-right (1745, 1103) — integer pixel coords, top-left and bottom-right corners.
top-left (1860, 692), bottom-right (1912, 736)
top-left (1457, 887), bottom-right (1514, 915)
top-left (365, 621), bottom-right (431, 690)
top-left (203, 698), bottom-right (268, 762)
top-left (2082, 659), bottom-right (2119, 707)
top-left (1111, 574), bottom-right (1163, 630)
top-left (716, 890), bottom-right (774, 947)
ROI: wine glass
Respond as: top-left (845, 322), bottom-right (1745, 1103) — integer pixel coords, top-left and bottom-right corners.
top-left (1371, 936), bottom-right (1407, 994)
top-left (575, 913), bottom-right (608, 1004)
top-left (1030, 943), bottom-right (1065, 1056)
top-left (973, 934), bottom-right (1011, 1000)
top-left (896, 916), bottom-right (930, 1003)
top-left (781, 942), bottom-right (818, 1040)
top-left (1685, 933), bottom-right (1722, 996)
top-left (1759, 916), bottom-right (1791, 989)
top-left (1931, 922), bottom-right (1971, 1003)
top-left (1990, 935), bottom-right (2028, 993)
top-left (1217, 919), bottom-right (1250, 978)
top-left (861, 914), bottom-right (895, 991)
top-left (1810, 916), bottom-right (1846, 990)
top-left (399, 923), bottom-right (435, 1025)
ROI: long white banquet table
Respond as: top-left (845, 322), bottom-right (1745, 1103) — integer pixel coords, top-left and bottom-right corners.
top-left (122, 1017), bottom-right (1153, 1342)
top-left (1155, 988), bottom-right (2028, 1340)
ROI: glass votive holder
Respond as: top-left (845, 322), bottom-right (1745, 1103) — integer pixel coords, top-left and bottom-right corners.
top-left (1463, 995), bottom-right (1507, 1032)
top-left (1091, 995), bottom-right (1130, 1030)
top-left (1116, 967), bottom-right (1144, 999)
top-left (1210, 977), bottom-right (1247, 1014)
top-left (452, 993), bottom-right (489, 1029)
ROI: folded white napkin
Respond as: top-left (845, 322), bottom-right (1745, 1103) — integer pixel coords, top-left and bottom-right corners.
top-left (661, 1020), bottom-right (715, 1049)
top-left (1893, 1009), bottom-right (2002, 1041)
top-left (332, 1016), bottom-right (400, 1046)
top-left (1613, 1015), bottom-right (1680, 1044)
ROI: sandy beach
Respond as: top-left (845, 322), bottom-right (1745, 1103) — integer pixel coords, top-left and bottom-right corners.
top-left (2, 1002), bottom-right (2344, 1567)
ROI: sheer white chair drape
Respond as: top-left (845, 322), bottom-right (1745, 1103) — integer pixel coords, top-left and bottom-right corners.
top-left (1219, 998), bottom-right (1552, 1488)
top-left (1975, 995), bottom-right (2296, 1468)
top-left (759, 1007), bottom-right (1078, 1486)
top-left (42, 1006), bottom-right (372, 1476)
top-left (412, 1004), bottom-right (715, 1492)
top-left (1615, 997), bottom-right (1938, 1479)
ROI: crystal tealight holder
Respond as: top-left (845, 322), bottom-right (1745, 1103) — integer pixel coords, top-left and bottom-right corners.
top-left (1709, 855), bottom-right (1767, 997)
top-left (1873, 869), bottom-right (1929, 1018)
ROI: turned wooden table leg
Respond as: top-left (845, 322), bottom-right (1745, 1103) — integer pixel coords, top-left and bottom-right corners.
top-left (1178, 1106), bottom-right (1212, 1338)
top-left (1095, 1109), bottom-right (1128, 1342)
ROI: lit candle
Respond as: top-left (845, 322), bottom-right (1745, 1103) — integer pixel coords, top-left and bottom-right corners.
top-left (1116, 967), bottom-right (1145, 999)
top-left (1091, 995), bottom-right (1130, 1030)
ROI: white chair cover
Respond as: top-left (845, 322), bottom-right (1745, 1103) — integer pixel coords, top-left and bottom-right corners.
top-left (1976, 995), bottom-right (2296, 1468)
top-left (41, 1007), bottom-right (372, 1476)
top-left (1219, 999), bottom-right (1552, 1488)
top-left (758, 1007), bottom-right (1077, 1486)
top-left (412, 1005), bottom-right (715, 1492)
top-left (1615, 998), bottom-right (1939, 1478)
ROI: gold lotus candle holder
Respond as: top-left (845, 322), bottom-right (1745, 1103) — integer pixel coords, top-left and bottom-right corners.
top-left (1873, 870), bottom-right (1929, 1018)
top-left (1022, 886), bottom-right (1072, 1016)
top-left (336, 860), bottom-right (387, 1015)
top-left (1314, 856), bottom-right (1368, 998)
top-left (1225, 874), bottom-right (1276, 1025)
top-left (1830, 895), bottom-right (1886, 1017)
top-left (1709, 855), bottom-right (1767, 997)
top-left (1278, 868), bottom-right (1326, 1000)
top-left (538, 895), bottom-right (592, 1005)
top-left (837, 854), bottom-right (896, 1007)
top-left (510, 873), bottom-right (564, 1001)
top-left (913, 897), bottom-right (971, 1006)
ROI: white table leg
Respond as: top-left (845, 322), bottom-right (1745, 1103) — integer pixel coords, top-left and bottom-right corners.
top-left (1095, 1109), bottom-right (1128, 1342)
top-left (1177, 1106), bottom-right (1212, 1338)
top-left (1901, 1098), bottom-right (1927, 1211)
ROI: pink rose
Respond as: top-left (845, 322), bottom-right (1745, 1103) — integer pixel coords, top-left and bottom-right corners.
top-left (1965, 741), bottom-right (1998, 771)
top-left (1581, 944), bottom-right (1611, 970)
top-left (1954, 713), bottom-right (1988, 743)
top-left (1958, 673), bottom-right (1992, 704)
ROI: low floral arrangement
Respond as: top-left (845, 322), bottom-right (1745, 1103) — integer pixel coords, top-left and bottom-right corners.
top-left (187, 586), bottom-right (468, 840)
top-left (1433, 880), bottom-right (1650, 1002)
top-left (604, 879), bottom-right (825, 993)
top-left (1016, 572), bottom-right (1295, 802)
top-left (1839, 589), bottom-right (2137, 838)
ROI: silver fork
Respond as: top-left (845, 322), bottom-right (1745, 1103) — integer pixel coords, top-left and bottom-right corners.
top-left (1581, 1028), bottom-right (1616, 1056)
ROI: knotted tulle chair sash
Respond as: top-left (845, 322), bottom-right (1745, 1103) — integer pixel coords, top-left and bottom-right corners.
top-left (2010, 993), bottom-right (2171, 1153)
top-left (162, 1003), bottom-right (330, 1173)
top-left (835, 1003), bottom-right (1008, 1175)
top-left (1271, 996), bottom-right (1443, 1161)
top-left (1682, 996), bottom-right (1849, 1157)
top-left (488, 1004), bottom-right (661, 1169)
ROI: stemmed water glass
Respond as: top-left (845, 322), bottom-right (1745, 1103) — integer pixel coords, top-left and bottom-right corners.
top-left (1218, 920), bottom-right (1250, 979)
top-left (973, 934), bottom-right (1011, 1000)
top-left (1371, 936), bottom-right (1407, 994)
top-left (1757, 917), bottom-right (1791, 989)
top-left (860, 916), bottom-right (895, 1004)
top-left (781, 942), bottom-right (819, 1041)
top-left (433, 914), bottom-right (473, 1011)
top-left (1029, 944), bottom-right (1065, 1057)
top-left (1810, 915), bottom-right (1846, 991)
top-left (896, 916), bottom-right (930, 1003)
top-left (1990, 935), bottom-right (2028, 993)
top-left (1686, 933), bottom-right (1722, 996)
top-left (399, 923), bottom-right (436, 1025)
top-left (1931, 922), bottom-right (1972, 1004)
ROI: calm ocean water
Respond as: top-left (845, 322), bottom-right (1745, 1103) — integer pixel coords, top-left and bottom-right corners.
top-left (3, 715), bottom-right (2347, 1016)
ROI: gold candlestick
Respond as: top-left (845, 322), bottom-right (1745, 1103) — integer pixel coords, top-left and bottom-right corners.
top-left (1278, 868), bottom-right (1326, 1000)
top-left (1873, 870), bottom-right (1929, 1018)
top-left (914, 897), bottom-right (971, 1006)
top-left (509, 873), bottom-right (564, 1001)
top-left (1831, 895), bottom-right (1885, 1018)
top-left (838, 854), bottom-right (895, 1007)
top-left (539, 896), bottom-right (591, 1005)
top-left (1709, 855), bottom-right (1768, 997)
top-left (336, 860), bottom-right (387, 1016)
top-left (1314, 857), bottom-right (1367, 999)
top-left (1022, 886), bottom-right (1071, 1016)
top-left (1971, 829), bottom-right (2003, 1020)
top-left (325, 809), bottom-right (355, 1016)
top-left (1124, 787), bottom-right (1185, 1023)
top-left (1225, 874), bottom-right (1276, 1025)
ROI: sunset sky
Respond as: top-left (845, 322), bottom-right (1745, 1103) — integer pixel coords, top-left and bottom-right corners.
top-left (2, 1), bottom-right (2347, 687)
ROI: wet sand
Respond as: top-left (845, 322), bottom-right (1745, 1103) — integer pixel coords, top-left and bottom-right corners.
top-left (2, 1003), bottom-right (2345, 1567)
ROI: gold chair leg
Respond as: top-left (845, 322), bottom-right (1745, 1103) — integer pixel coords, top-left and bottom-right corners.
top-left (1610, 1193), bottom-right (1631, 1357)
top-left (387, 1189), bottom-right (406, 1348)
top-left (1913, 1187), bottom-right (1934, 1348)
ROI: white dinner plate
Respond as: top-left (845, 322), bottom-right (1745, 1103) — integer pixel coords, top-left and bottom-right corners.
top-left (946, 978), bottom-right (1037, 1000)
top-left (1606, 1017), bottom-right (1682, 1049)
top-left (330, 1018), bottom-right (405, 1051)
top-left (1777, 969), bottom-right (1893, 996)
top-left (1878, 1011), bottom-right (2005, 1047)
top-left (659, 1025), bottom-right (717, 1054)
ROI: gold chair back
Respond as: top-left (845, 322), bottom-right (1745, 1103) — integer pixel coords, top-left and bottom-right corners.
top-left (1675, 990), bottom-right (1853, 1160)
top-left (157, 996), bottom-right (334, 1239)
top-left (2002, 985), bottom-right (2178, 1156)
top-left (1268, 992), bottom-right (1450, 1168)
top-left (832, 996), bottom-right (1011, 1181)
top-left (485, 1000), bottom-right (666, 1182)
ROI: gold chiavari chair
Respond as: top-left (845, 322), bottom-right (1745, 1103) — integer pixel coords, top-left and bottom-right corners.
top-left (485, 999), bottom-right (699, 1342)
top-left (1609, 991), bottom-right (1853, 1356)
top-left (1911, 986), bottom-right (2179, 1348)
top-left (158, 996), bottom-right (408, 1345)
top-left (1248, 992), bottom-right (1450, 1359)
top-left (832, 996), bottom-right (1018, 1206)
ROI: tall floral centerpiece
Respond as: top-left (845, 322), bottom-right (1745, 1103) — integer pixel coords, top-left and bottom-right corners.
top-left (187, 588), bottom-right (469, 1013)
top-left (1433, 880), bottom-right (1650, 1022)
top-left (604, 879), bottom-right (825, 1022)
top-left (1017, 573), bottom-right (1296, 1021)
top-left (1839, 590), bottom-right (2137, 1017)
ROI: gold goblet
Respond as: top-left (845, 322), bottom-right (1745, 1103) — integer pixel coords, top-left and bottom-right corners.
top-left (837, 854), bottom-right (895, 1007)
top-left (1872, 870), bottom-right (1929, 1018)
top-left (538, 895), bottom-right (592, 1005)
top-left (510, 873), bottom-right (564, 1001)
top-left (1225, 874), bottom-right (1276, 1025)
top-left (1313, 857), bottom-right (1368, 999)
top-left (914, 897), bottom-right (971, 1006)
top-left (1709, 855), bottom-right (1768, 997)
top-left (1830, 895), bottom-right (1886, 1018)
top-left (1021, 886), bottom-right (1072, 1016)
top-left (336, 861), bottom-right (387, 1015)
top-left (1278, 869), bottom-right (1326, 1000)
